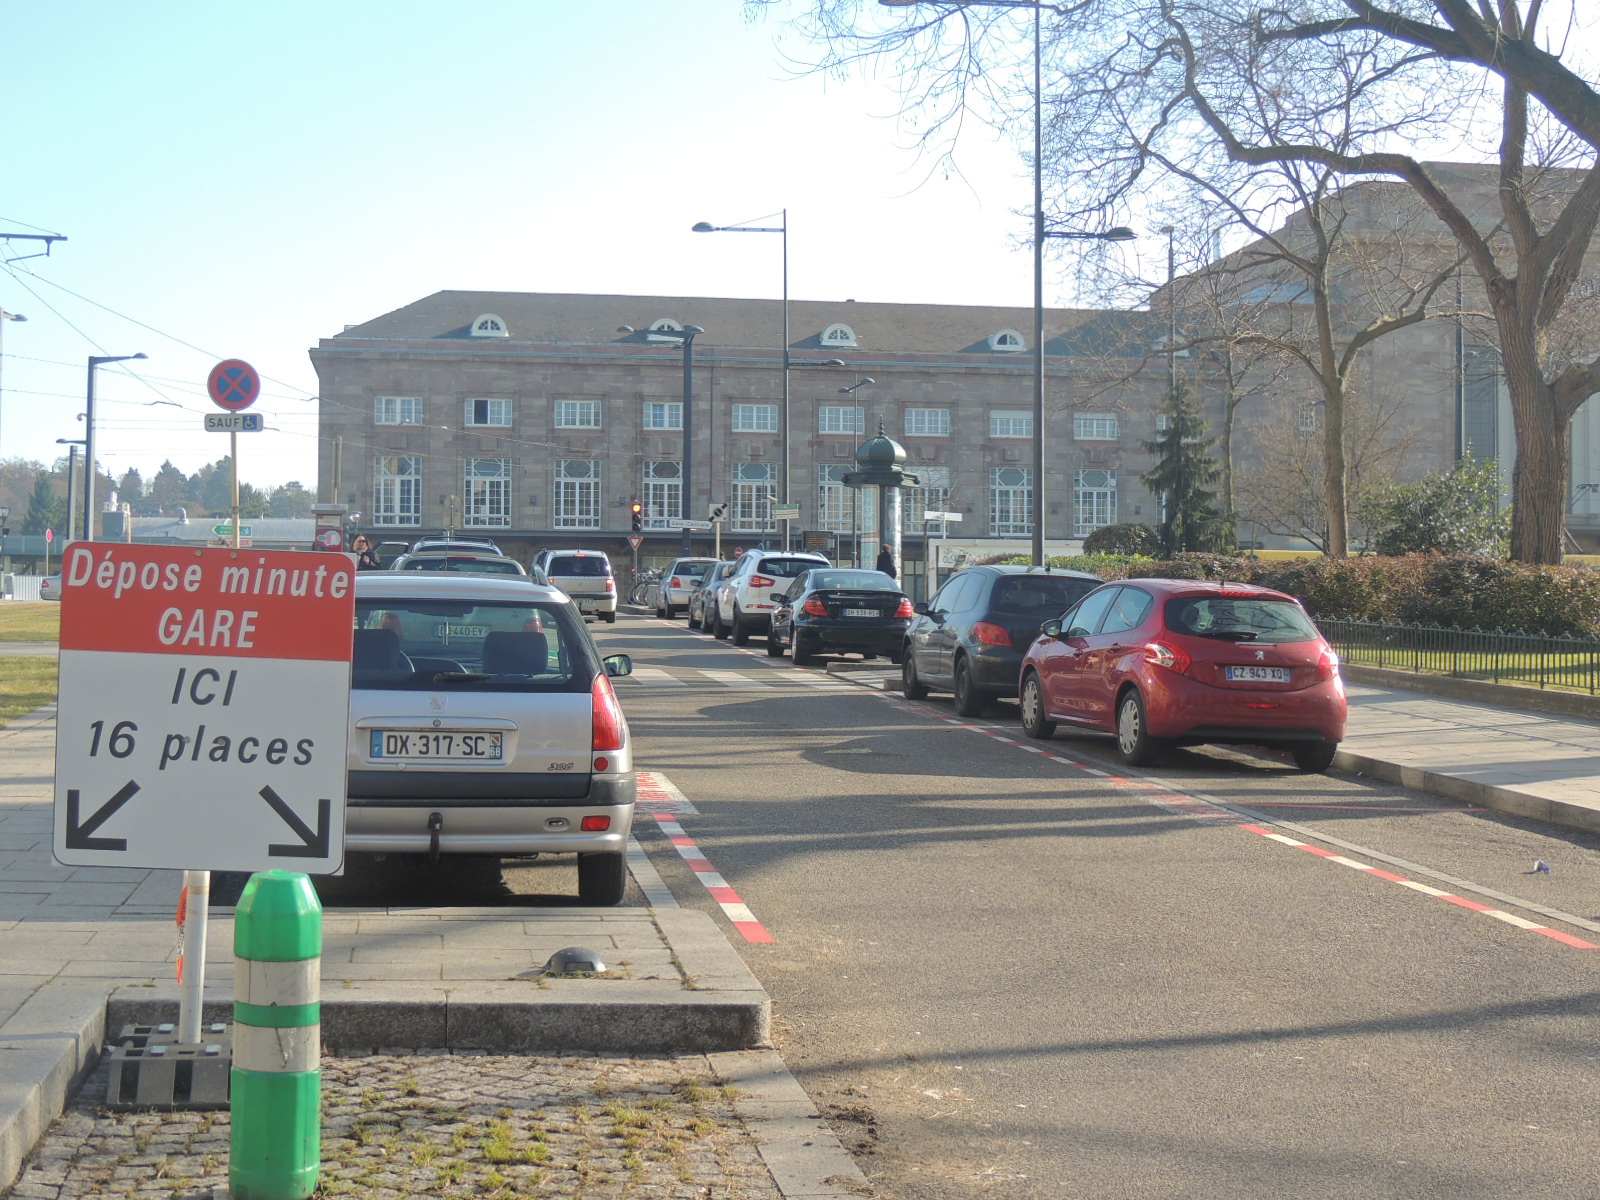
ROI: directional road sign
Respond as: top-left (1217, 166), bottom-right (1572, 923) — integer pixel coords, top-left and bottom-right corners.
top-left (924, 511), bottom-right (964, 522)
top-left (53, 542), bottom-right (354, 873)
top-left (207, 359), bottom-right (261, 412)
top-left (212, 524), bottom-right (253, 538)
top-left (668, 519), bottom-right (714, 531)
top-left (204, 412), bottom-right (264, 433)
top-left (771, 504), bottom-right (801, 520)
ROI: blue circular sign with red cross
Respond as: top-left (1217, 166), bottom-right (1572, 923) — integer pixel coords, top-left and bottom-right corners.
top-left (208, 359), bottom-right (260, 412)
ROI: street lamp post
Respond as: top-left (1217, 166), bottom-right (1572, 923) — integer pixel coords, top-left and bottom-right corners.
top-left (0, 310), bottom-right (25, 457)
top-left (839, 377), bottom-right (875, 565)
top-left (85, 353), bottom-right (146, 541)
top-left (880, 0), bottom-right (1131, 564)
top-left (691, 211), bottom-right (798, 546)
top-left (56, 438), bottom-right (86, 544)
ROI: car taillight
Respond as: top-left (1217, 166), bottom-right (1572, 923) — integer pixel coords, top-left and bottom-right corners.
top-left (670, 576), bottom-right (682, 588)
top-left (972, 622), bottom-right (1012, 647)
top-left (751, 574), bottom-right (775, 588)
top-left (1316, 646), bottom-right (1340, 681)
top-left (1144, 641), bottom-right (1192, 674)
top-left (803, 597), bottom-right (830, 617)
top-left (592, 674), bottom-right (627, 751)
top-left (581, 816), bottom-right (611, 832)
top-left (893, 598), bottom-right (915, 619)
top-left (604, 578), bottom-right (616, 593)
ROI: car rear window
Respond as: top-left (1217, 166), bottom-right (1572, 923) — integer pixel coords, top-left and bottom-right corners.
top-left (1164, 596), bottom-right (1319, 644)
top-left (352, 600), bottom-right (589, 692)
top-left (807, 571), bottom-right (898, 591)
top-left (756, 557), bottom-right (826, 578)
top-left (671, 562), bottom-right (712, 580)
top-left (400, 557), bottom-right (524, 575)
top-left (992, 576), bottom-right (1100, 612)
top-left (548, 556), bottom-right (611, 576)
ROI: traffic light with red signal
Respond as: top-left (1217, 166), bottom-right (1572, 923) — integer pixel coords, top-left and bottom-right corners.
top-left (630, 501), bottom-right (643, 533)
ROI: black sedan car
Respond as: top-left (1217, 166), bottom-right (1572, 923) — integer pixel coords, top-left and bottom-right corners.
top-left (901, 564), bottom-right (1102, 716)
top-left (766, 569), bottom-right (913, 665)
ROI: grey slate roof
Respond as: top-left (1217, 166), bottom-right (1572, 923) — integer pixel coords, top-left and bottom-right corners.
top-left (324, 290), bottom-right (1113, 357)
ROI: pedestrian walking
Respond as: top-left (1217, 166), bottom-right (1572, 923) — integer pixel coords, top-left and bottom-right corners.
top-left (876, 548), bottom-right (896, 579)
top-left (352, 536), bottom-right (383, 571)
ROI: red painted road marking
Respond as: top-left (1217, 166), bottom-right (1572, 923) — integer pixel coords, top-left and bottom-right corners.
top-left (879, 690), bottom-right (1600, 952)
top-left (654, 814), bottom-right (774, 944)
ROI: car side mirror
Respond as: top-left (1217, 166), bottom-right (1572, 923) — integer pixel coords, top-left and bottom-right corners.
top-left (602, 653), bottom-right (633, 678)
top-left (1041, 619), bottom-right (1062, 638)
top-left (913, 601), bottom-right (929, 615)
top-left (1066, 626), bottom-right (1092, 639)
top-left (770, 592), bottom-right (787, 603)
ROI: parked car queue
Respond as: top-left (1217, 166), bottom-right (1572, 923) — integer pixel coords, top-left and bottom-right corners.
top-left (642, 552), bottom-right (1348, 775)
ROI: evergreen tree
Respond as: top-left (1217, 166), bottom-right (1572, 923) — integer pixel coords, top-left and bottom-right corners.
top-left (116, 467), bottom-right (144, 501)
top-left (267, 481), bottom-right (314, 518)
top-left (148, 460), bottom-right (189, 512)
top-left (1140, 387), bottom-right (1234, 556)
top-left (1358, 455), bottom-right (1510, 557)
top-left (22, 473), bottom-right (56, 537)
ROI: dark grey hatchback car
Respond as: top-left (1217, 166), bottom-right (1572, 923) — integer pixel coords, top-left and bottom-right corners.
top-left (901, 565), bottom-right (1102, 716)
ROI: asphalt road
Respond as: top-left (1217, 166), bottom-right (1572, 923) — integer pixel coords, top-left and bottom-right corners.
top-left (602, 611), bottom-right (1600, 1200)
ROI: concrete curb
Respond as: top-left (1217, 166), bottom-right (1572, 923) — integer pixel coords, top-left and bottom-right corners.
top-left (1341, 664), bottom-right (1600, 721)
top-left (0, 983), bottom-right (107, 1193)
top-left (710, 1048), bottom-right (875, 1199)
top-left (1333, 748), bottom-right (1600, 837)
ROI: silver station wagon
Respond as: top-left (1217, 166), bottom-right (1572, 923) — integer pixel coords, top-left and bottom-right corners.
top-left (348, 574), bottom-right (636, 904)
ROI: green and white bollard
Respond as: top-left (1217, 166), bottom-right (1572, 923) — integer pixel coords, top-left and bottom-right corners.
top-left (230, 870), bottom-right (322, 1200)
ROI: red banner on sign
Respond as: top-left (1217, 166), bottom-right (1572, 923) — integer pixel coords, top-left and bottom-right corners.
top-left (58, 544), bottom-right (355, 661)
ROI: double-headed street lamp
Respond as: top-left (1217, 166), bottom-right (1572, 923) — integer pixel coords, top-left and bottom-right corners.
top-left (86, 353), bottom-right (146, 542)
top-left (880, 0), bottom-right (1133, 563)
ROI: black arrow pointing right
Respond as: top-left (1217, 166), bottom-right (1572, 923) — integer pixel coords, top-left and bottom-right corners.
top-left (260, 786), bottom-right (331, 859)
top-left (65, 781), bottom-right (139, 851)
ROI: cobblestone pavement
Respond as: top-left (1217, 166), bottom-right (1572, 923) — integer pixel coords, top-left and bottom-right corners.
top-left (6, 1051), bottom-right (786, 1200)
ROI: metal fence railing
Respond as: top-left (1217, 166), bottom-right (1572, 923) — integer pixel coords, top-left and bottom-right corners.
top-left (1317, 617), bottom-right (1600, 695)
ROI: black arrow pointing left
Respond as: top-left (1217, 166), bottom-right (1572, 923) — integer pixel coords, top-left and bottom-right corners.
top-left (260, 786), bottom-right (331, 859)
top-left (65, 781), bottom-right (139, 851)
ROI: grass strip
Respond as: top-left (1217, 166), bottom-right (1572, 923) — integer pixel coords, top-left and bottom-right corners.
top-left (0, 657), bottom-right (57, 727)
top-left (0, 603), bottom-right (60, 643)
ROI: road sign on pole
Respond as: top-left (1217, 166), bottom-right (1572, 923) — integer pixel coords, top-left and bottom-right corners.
top-left (627, 535), bottom-right (643, 550)
top-left (53, 542), bottom-right (353, 874)
top-left (207, 360), bottom-right (261, 412)
top-left (204, 412), bottom-right (264, 432)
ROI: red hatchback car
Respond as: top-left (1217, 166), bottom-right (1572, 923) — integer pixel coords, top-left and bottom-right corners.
top-left (1018, 578), bottom-right (1346, 771)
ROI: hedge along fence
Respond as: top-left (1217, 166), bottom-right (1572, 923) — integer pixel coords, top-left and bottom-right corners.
top-left (979, 552), bottom-right (1600, 640)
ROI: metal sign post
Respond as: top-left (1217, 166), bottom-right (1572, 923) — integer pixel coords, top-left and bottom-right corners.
top-left (54, 542), bottom-right (352, 1046)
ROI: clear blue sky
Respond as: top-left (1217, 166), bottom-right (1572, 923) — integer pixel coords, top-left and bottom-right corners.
top-left (1, 1), bottom-right (1151, 491)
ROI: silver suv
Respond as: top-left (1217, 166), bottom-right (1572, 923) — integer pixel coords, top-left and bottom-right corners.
top-left (533, 550), bottom-right (618, 622)
top-left (711, 550), bottom-right (831, 644)
top-left (348, 574), bottom-right (635, 904)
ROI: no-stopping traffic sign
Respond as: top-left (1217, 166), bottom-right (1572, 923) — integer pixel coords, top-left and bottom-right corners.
top-left (207, 359), bottom-right (260, 412)
top-left (53, 543), bottom-right (354, 873)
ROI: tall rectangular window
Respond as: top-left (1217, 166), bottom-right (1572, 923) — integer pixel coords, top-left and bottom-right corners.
top-left (374, 396), bottom-right (422, 426)
top-left (1074, 412), bottom-right (1119, 440)
top-left (643, 402), bottom-right (683, 431)
top-left (817, 465), bottom-right (852, 532)
top-left (905, 408), bottom-right (950, 437)
top-left (990, 410), bottom-right (1034, 438)
top-left (553, 460), bottom-right (601, 529)
top-left (732, 404), bottom-right (779, 433)
top-left (464, 398), bottom-right (512, 427)
top-left (373, 456), bottom-right (421, 527)
top-left (644, 460), bottom-right (682, 529)
top-left (818, 406), bottom-right (865, 435)
top-left (463, 458), bottom-right (512, 527)
top-left (555, 400), bottom-right (602, 429)
top-left (1074, 469), bottom-right (1118, 536)
top-left (732, 463), bottom-right (776, 532)
top-left (989, 467), bottom-right (1033, 536)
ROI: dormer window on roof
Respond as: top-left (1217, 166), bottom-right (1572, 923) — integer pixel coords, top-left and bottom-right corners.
top-left (988, 329), bottom-right (1026, 353)
top-left (650, 318), bottom-right (684, 332)
top-left (822, 323), bottom-right (857, 348)
top-left (470, 314), bottom-right (509, 338)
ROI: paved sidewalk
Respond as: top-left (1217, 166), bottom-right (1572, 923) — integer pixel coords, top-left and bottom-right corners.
top-left (0, 703), bottom-right (868, 1199)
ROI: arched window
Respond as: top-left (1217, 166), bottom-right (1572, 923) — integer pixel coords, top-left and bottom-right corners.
top-left (987, 329), bottom-right (1025, 353)
top-left (822, 323), bottom-right (857, 348)
top-left (649, 318), bottom-right (683, 332)
top-left (470, 314), bottom-right (509, 338)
